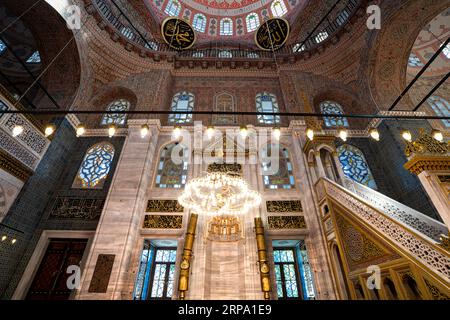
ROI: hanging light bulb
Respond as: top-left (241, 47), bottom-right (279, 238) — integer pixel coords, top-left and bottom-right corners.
top-left (431, 129), bottom-right (443, 142)
top-left (369, 128), bottom-right (380, 141)
top-left (206, 126), bottom-right (215, 140)
top-left (339, 128), bottom-right (348, 142)
top-left (140, 124), bottom-right (149, 138)
top-left (173, 126), bottom-right (182, 139)
top-left (273, 127), bottom-right (281, 141)
top-left (401, 130), bottom-right (412, 142)
top-left (306, 128), bottom-right (314, 141)
top-left (44, 124), bottom-right (56, 137)
top-left (12, 125), bottom-right (24, 137)
top-left (76, 124), bottom-right (86, 137)
top-left (11, 238), bottom-right (16, 244)
top-left (1, 235), bottom-right (6, 242)
top-left (239, 125), bottom-right (248, 139)
top-left (108, 125), bottom-right (116, 138)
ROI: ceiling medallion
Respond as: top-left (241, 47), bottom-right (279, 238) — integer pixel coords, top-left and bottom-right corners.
top-left (161, 18), bottom-right (196, 50)
top-left (178, 172), bottom-right (261, 217)
top-left (255, 18), bottom-right (290, 51)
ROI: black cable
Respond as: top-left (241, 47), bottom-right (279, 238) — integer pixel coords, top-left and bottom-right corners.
top-left (412, 71), bottom-right (450, 112)
top-left (388, 36), bottom-right (450, 111)
top-left (1, 109), bottom-right (448, 120)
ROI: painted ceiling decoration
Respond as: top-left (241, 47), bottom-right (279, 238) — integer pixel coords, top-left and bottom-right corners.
top-left (146, 0), bottom-right (301, 44)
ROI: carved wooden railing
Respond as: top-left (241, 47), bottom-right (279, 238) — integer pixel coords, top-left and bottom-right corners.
top-left (341, 177), bottom-right (448, 242)
top-left (316, 177), bottom-right (450, 283)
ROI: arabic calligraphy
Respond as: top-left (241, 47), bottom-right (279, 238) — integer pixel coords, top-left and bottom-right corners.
top-left (255, 18), bottom-right (290, 51)
top-left (161, 18), bottom-right (196, 50)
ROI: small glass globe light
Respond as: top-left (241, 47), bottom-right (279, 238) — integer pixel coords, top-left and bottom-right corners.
top-left (239, 125), bottom-right (248, 139)
top-left (306, 128), bottom-right (314, 141)
top-left (44, 124), bottom-right (56, 137)
top-left (431, 129), bottom-right (443, 142)
top-left (140, 124), bottom-right (149, 138)
top-left (206, 126), bottom-right (215, 139)
top-left (173, 126), bottom-right (182, 139)
top-left (338, 128), bottom-right (348, 142)
top-left (273, 127), bottom-right (281, 141)
top-left (369, 128), bottom-right (380, 141)
top-left (108, 125), bottom-right (116, 138)
top-left (76, 124), bottom-right (86, 137)
top-left (401, 130), bottom-right (412, 142)
top-left (12, 125), bottom-right (24, 137)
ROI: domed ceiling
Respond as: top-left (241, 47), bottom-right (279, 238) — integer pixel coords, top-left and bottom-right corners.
top-left (143, 0), bottom-right (307, 46)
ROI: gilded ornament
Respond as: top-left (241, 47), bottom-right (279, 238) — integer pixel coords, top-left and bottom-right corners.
top-left (142, 214), bottom-right (183, 229)
top-left (146, 199), bottom-right (184, 212)
top-left (267, 215), bottom-right (307, 229)
top-left (266, 200), bottom-right (303, 213)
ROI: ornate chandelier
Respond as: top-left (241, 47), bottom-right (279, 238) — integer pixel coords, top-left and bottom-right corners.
top-left (178, 172), bottom-right (262, 217)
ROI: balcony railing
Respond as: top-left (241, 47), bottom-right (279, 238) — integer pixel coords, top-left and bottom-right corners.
top-left (90, 0), bottom-right (362, 60)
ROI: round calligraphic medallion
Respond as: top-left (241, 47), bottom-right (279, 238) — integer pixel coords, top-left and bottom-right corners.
top-left (161, 18), bottom-right (196, 50)
top-left (255, 18), bottom-right (290, 51)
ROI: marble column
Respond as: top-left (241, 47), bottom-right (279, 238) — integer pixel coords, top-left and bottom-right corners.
top-left (76, 120), bottom-right (160, 299)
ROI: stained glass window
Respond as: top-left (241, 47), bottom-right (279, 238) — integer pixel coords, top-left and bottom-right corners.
top-left (261, 144), bottom-right (295, 189)
top-left (315, 31), bottom-right (329, 43)
top-left (0, 40), bottom-right (6, 54)
top-left (337, 144), bottom-right (377, 189)
top-left (164, 0), bottom-right (181, 16)
top-left (297, 241), bottom-right (316, 300)
top-left (155, 143), bottom-right (188, 188)
top-left (408, 53), bottom-right (424, 67)
top-left (75, 142), bottom-right (115, 189)
top-left (220, 18), bottom-right (233, 36)
top-left (213, 93), bottom-right (236, 125)
top-left (320, 101), bottom-right (349, 127)
top-left (427, 96), bottom-right (450, 127)
top-left (0, 100), bottom-right (8, 119)
top-left (273, 249), bottom-right (299, 299)
top-left (133, 241), bottom-right (177, 300)
top-left (168, 92), bottom-right (194, 124)
top-left (101, 99), bottom-right (130, 126)
top-left (26, 51), bottom-right (41, 63)
top-left (246, 13), bottom-right (260, 32)
top-left (193, 14), bottom-right (207, 33)
top-left (256, 92), bottom-right (280, 124)
top-left (271, 0), bottom-right (288, 17)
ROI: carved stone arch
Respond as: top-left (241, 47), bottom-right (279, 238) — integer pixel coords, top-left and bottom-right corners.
top-left (212, 91), bottom-right (237, 125)
top-left (367, 0), bottom-right (450, 111)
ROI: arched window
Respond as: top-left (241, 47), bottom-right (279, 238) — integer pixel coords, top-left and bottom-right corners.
top-left (315, 31), bottom-right (329, 43)
top-left (220, 18), bottom-right (233, 36)
top-left (441, 42), bottom-right (450, 59)
top-left (293, 43), bottom-right (305, 53)
top-left (320, 101), bottom-right (349, 127)
top-left (101, 99), bottom-right (130, 126)
top-left (246, 13), bottom-right (260, 32)
top-left (261, 144), bottom-right (295, 189)
top-left (164, 0), bottom-right (181, 16)
top-left (74, 142), bottom-right (115, 189)
top-left (192, 14), bottom-right (207, 33)
top-left (155, 143), bottom-right (188, 188)
top-left (121, 27), bottom-right (134, 40)
top-left (26, 51), bottom-right (41, 63)
top-left (0, 40), bottom-right (6, 54)
top-left (168, 92), bottom-right (194, 124)
top-left (337, 144), bottom-right (377, 189)
top-left (213, 93), bottom-right (236, 125)
top-left (427, 96), bottom-right (450, 127)
top-left (408, 53), bottom-right (424, 67)
top-left (271, 0), bottom-right (288, 17)
top-left (336, 9), bottom-right (350, 26)
top-left (256, 92), bottom-right (280, 124)
top-left (218, 50), bottom-right (232, 58)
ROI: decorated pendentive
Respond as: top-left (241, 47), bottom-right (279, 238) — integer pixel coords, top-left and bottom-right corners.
top-left (255, 18), bottom-right (290, 51)
top-left (161, 17), bottom-right (196, 50)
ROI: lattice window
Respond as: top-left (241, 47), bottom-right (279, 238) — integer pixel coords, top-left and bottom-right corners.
top-left (133, 241), bottom-right (177, 300)
top-left (168, 91), bottom-right (194, 124)
top-left (427, 96), bottom-right (450, 127)
top-left (74, 142), bottom-right (115, 189)
top-left (220, 18), bottom-right (233, 36)
top-left (101, 99), bottom-right (130, 126)
top-left (256, 92), bottom-right (280, 124)
top-left (155, 143), bottom-right (188, 188)
top-left (273, 248), bottom-right (299, 299)
top-left (408, 53), bottom-right (424, 67)
top-left (192, 14), bottom-right (207, 33)
top-left (315, 31), bottom-right (329, 43)
top-left (246, 13), bottom-right (260, 32)
top-left (337, 144), bottom-right (377, 189)
top-left (261, 144), bottom-right (295, 189)
top-left (320, 100), bottom-right (349, 127)
top-left (26, 51), bottom-right (41, 63)
top-left (0, 40), bottom-right (6, 54)
top-left (212, 93), bottom-right (236, 125)
top-left (271, 0), bottom-right (288, 17)
top-left (164, 0), bottom-right (181, 16)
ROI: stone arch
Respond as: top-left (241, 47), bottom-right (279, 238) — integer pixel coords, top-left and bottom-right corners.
top-left (367, 0), bottom-right (450, 111)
